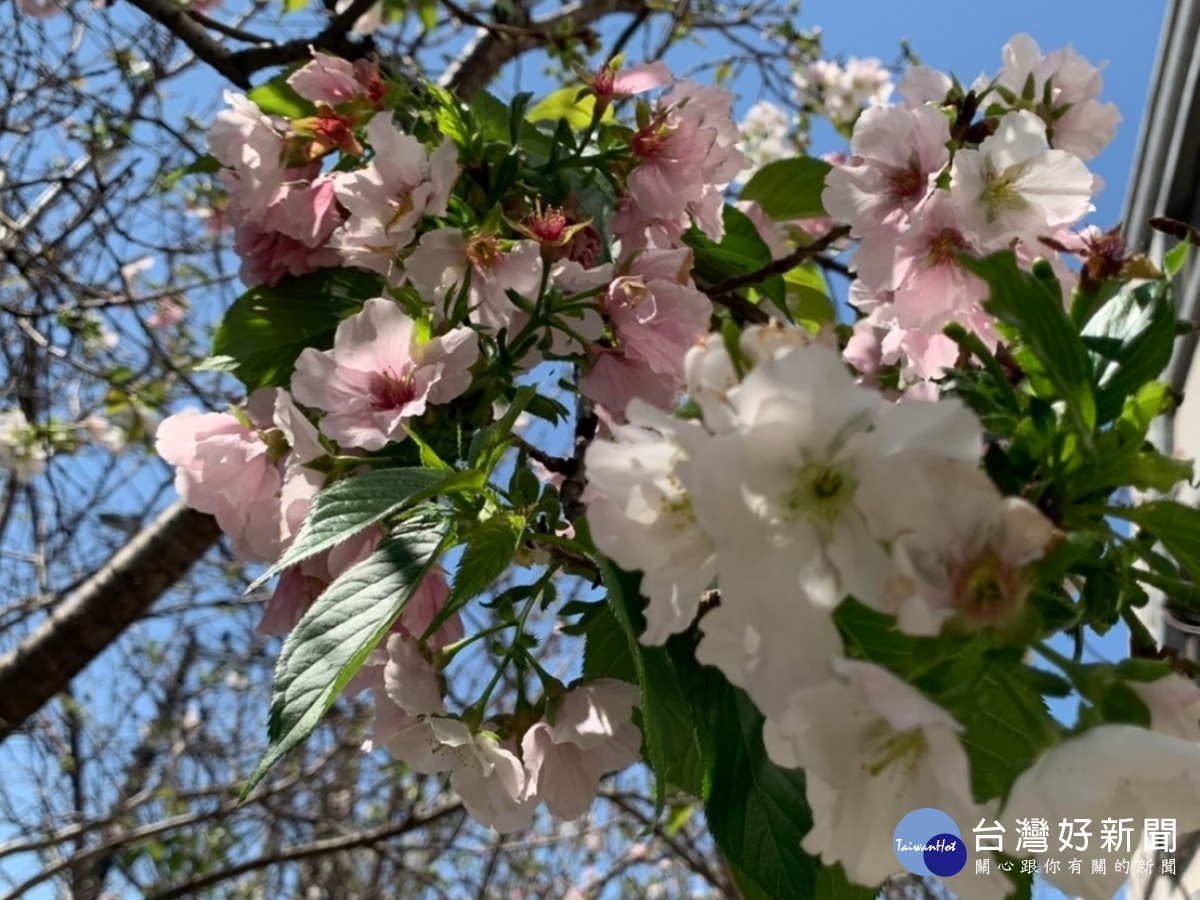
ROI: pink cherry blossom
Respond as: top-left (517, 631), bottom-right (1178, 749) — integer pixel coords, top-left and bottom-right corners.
top-left (332, 116), bottom-right (459, 281)
top-left (855, 194), bottom-right (993, 338)
top-left (896, 65), bottom-right (952, 108)
top-left (382, 633), bottom-right (445, 718)
top-left (385, 717), bottom-right (535, 832)
top-left (995, 34), bottom-right (1121, 161)
top-left (590, 60), bottom-right (672, 105)
top-left (288, 49), bottom-right (384, 108)
top-left (521, 680), bottom-right (641, 820)
top-left (843, 293), bottom-right (959, 393)
top-left (869, 459), bottom-right (1058, 635)
top-left (208, 92), bottom-right (289, 212)
top-left (291, 297), bottom-right (479, 451)
top-left (736, 201), bottom-right (789, 260)
top-left (614, 83), bottom-right (745, 249)
top-left (146, 296), bottom-right (187, 330)
top-left (823, 104), bottom-right (950, 236)
top-left (949, 110), bottom-right (1094, 248)
top-left (156, 390), bottom-right (283, 563)
top-left (406, 229), bottom-right (543, 330)
top-left (230, 172), bottom-right (342, 286)
top-left (584, 402), bottom-right (718, 644)
top-left (764, 658), bottom-right (977, 888)
top-left (580, 248), bottom-right (712, 418)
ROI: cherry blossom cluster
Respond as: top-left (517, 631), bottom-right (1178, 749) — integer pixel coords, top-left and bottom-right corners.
top-left (155, 333), bottom-right (641, 830)
top-left (584, 327), bottom-right (1200, 896)
top-left (153, 31), bottom-right (1200, 894)
top-left (200, 52), bottom-right (742, 424)
top-left (0, 406), bottom-right (127, 483)
top-left (833, 35), bottom-right (1120, 394)
top-left (793, 55), bottom-right (893, 124)
top-left (155, 50), bottom-right (767, 831)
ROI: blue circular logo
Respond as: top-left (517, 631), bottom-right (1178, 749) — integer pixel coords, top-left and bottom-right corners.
top-left (893, 808), bottom-right (966, 877)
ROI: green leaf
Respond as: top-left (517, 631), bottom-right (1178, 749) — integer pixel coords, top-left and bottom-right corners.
top-left (1083, 284), bottom-right (1176, 425)
top-left (248, 72), bottom-right (313, 116)
top-left (248, 468), bottom-right (451, 590)
top-left (200, 269), bottom-right (380, 390)
top-left (812, 865), bottom-right (877, 900)
top-left (413, 0), bottom-right (437, 30)
top-left (1164, 239), bottom-right (1190, 278)
top-left (581, 600), bottom-right (639, 684)
top-left (684, 206), bottom-right (784, 309)
top-left (705, 684), bottom-right (821, 900)
top-left (597, 561), bottom-right (707, 803)
top-left (739, 156), bottom-right (832, 221)
top-left (954, 668), bottom-right (1059, 803)
top-left (243, 521), bottom-right (444, 796)
top-left (469, 90), bottom-right (512, 143)
top-left (962, 252), bottom-right (1096, 440)
top-left (1116, 501), bottom-right (1200, 585)
top-left (526, 87), bottom-right (610, 130)
top-left (162, 154), bottom-right (220, 188)
top-left (784, 262), bottom-right (835, 327)
top-left (468, 385), bottom-right (538, 472)
top-left (442, 512), bottom-right (525, 614)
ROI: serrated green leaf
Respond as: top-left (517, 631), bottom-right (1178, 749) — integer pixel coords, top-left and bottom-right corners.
top-left (581, 601), bottom-right (639, 684)
top-left (702, 676), bottom-right (822, 900)
top-left (962, 252), bottom-right (1096, 440)
top-left (248, 468), bottom-right (453, 590)
top-left (200, 269), bottom-right (380, 391)
top-left (243, 522), bottom-right (444, 796)
top-left (440, 512), bottom-right (524, 615)
top-left (739, 156), bottom-right (832, 221)
top-left (954, 668), bottom-right (1059, 803)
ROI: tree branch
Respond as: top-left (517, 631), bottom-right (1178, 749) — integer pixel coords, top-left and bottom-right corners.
top-left (0, 502), bottom-right (220, 744)
top-left (142, 803), bottom-right (463, 900)
top-left (122, 0), bottom-right (250, 87)
top-left (441, 0), bottom-right (648, 98)
top-left (703, 224), bottom-right (851, 324)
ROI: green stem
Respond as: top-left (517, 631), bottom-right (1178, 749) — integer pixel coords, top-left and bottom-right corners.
top-left (1032, 641), bottom-right (1077, 674)
top-left (465, 569), bottom-right (552, 720)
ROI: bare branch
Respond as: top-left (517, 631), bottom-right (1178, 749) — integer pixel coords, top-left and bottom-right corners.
top-left (122, 0), bottom-right (248, 87)
top-left (441, 0), bottom-right (648, 98)
top-left (143, 803), bottom-right (464, 900)
top-left (0, 502), bottom-right (220, 743)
